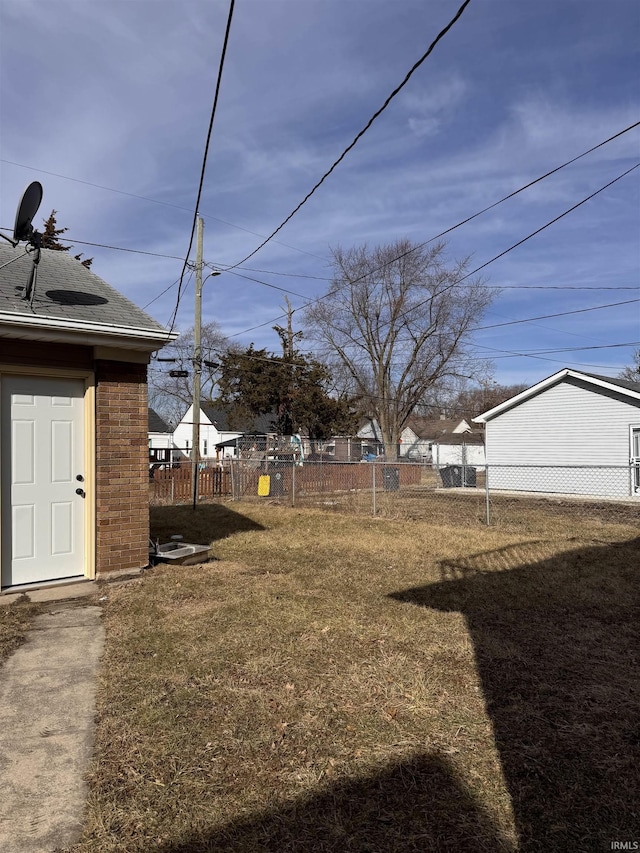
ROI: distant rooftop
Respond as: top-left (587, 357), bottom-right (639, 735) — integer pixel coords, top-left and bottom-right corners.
top-left (148, 408), bottom-right (171, 433)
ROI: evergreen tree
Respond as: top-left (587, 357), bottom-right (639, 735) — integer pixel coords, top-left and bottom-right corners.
top-left (41, 210), bottom-right (93, 268)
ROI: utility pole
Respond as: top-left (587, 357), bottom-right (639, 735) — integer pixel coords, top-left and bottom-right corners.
top-left (191, 216), bottom-right (204, 510)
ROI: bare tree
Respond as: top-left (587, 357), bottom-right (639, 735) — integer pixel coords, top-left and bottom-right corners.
top-left (304, 239), bottom-right (495, 456)
top-left (445, 381), bottom-right (529, 419)
top-left (148, 322), bottom-right (228, 426)
top-left (619, 349), bottom-right (640, 383)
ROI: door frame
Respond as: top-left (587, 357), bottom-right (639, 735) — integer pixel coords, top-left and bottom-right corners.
top-left (630, 424), bottom-right (640, 497)
top-left (0, 365), bottom-right (96, 587)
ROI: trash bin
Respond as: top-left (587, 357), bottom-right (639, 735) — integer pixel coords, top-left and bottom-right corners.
top-left (271, 469), bottom-right (284, 496)
top-left (440, 465), bottom-right (477, 487)
top-left (440, 465), bottom-right (462, 487)
top-left (462, 466), bottom-right (477, 488)
top-left (382, 467), bottom-right (400, 491)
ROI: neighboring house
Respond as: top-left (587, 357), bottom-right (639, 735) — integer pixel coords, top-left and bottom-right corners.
top-left (355, 415), bottom-right (481, 461)
top-left (148, 408), bottom-right (173, 465)
top-left (356, 417), bottom-right (384, 445)
top-left (400, 416), bottom-right (473, 460)
top-left (473, 368), bottom-right (640, 498)
top-left (0, 244), bottom-right (175, 591)
top-left (322, 436), bottom-right (382, 461)
top-left (172, 403), bottom-right (275, 460)
top-left (430, 432), bottom-right (486, 468)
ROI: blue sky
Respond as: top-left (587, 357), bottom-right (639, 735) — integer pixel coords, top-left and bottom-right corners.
top-left (1, 0), bottom-right (638, 388)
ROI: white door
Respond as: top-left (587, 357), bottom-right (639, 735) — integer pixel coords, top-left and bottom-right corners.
top-left (1, 376), bottom-right (86, 588)
top-left (632, 427), bottom-right (640, 495)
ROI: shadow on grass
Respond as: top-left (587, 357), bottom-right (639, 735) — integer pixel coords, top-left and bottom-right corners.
top-left (150, 503), bottom-right (265, 545)
top-left (156, 751), bottom-right (512, 852)
top-left (390, 536), bottom-right (640, 852)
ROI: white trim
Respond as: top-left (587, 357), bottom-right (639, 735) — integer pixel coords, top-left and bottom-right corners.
top-left (630, 424), bottom-right (640, 496)
top-left (474, 369), bottom-right (640, 423)
top-left (0, 370), bottom-right (96, 588)
top-left (0, 312), bottom-right (177, 351)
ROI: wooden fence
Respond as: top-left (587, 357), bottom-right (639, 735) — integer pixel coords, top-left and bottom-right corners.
top-left (150, 465), bottom-right (231, 503)
top-left (150, 461), bottom-right (422, 504)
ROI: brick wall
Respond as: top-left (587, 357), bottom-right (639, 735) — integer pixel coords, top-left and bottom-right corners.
top-left (95, 360), bottom-right (149, 575)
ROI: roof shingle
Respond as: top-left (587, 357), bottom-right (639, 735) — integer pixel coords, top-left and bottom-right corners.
top-left (0, 243), bottom-right (167, 335)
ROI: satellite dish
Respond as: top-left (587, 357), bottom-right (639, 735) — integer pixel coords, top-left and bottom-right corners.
top-left (13, 181), bottom-right (43, 243)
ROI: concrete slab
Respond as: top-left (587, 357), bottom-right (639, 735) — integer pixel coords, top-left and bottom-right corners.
top-left (0, 581), bottom-right (100, 607)
top-left (0, 605), bottom-right (104, 853)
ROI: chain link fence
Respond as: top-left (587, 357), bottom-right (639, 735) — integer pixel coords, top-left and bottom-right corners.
top-left (150, 439), bottom-right (639, 530)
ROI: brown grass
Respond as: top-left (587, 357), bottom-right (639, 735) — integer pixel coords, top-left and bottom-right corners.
top-left (63, 501), bottom-right (638, 852)
top-left (0, 595), bottom-right (42, 664)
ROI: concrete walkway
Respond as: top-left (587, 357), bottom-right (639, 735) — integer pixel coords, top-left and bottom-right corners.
top-left (0, 604), bottom-right (105, 852)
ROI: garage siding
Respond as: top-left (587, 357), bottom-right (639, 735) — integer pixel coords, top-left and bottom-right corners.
top-left (485, 378), bottom-right (640, 497)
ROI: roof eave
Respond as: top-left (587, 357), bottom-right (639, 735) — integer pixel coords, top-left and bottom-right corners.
top-left (473, 368), bottom-right (640, 423)
top-left (0, 311), bottom-right (177, 352)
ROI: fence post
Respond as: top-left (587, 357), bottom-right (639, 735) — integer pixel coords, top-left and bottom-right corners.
top-left (171, 476), bottom-right (174, 504)
top-left (372, 461), bottom-right (377, 516)
top-left (291, 459), bottom-right (296, 507)
top-left (485, 464), bottom-right (491, 525)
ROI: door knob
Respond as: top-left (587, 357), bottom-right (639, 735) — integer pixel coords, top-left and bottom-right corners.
top-left (76, 488), bottom-right (85, 498)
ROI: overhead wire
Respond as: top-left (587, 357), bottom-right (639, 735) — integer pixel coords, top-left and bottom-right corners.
top-left (0, 165), bottom-right (327, 264)
top-left (470, 297), bottom-right (640, 333)
top-left (7, 228), bottom-right (635, 296)
top-left (148, 340), bottom-right (638, 410)
top-left (226, 128), bottom-right (640, 338)
top-left (143, 272), bottom-right (191, 311)
top-left (224, 0), bottom-right (473, 270)
top-left (166, 0), bottom-right (235, 335)
top-left (475, 340), bottom-right (640, 361)
top-left (203, 262), bottom-right (312, 301)
top-left (307, 163), bottom-right (640, 347)
top-left (227, 117), bottom-right (640, 285)
top-left (10, 119), bottom-right (636, 315)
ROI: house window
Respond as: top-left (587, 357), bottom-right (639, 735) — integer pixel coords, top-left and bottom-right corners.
top-left (203, 439), bottom-right (208, 456)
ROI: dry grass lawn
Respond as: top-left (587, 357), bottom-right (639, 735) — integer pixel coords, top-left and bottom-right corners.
top-left (0, 595), bottom-right (42, 664)
top-left (58, 500), bottom-right (638, 852)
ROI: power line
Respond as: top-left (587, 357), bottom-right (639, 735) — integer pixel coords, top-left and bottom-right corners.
top-left (91, 119), bottom-right (640, 314)
top-left (225, 0), bottom-right (473, 271)
top-left (143, 273), bottom-right (189, 311)
top-left (475, 340), bottom-right (640, 359)
top-left (148, 341), bottom-right (636, 407)
top-left (10, 227), bottom-right (635, 300)
top-left (313, 297), bottom-right (638, 357)
top-left (356, 163), bottom-right (640, 343)
top-left (224, 269), bottom-right (312, 302)
top-left (53, 237), bottom-right (183, 262)
top-left (0, 170), bottom-right (327, 265)
top-left (9, 119), bottom-right (635, 315)
top-left (205, 260), bottom-right (314, 301)
top-left (471, 297), bottom-right (640, 333)
top-left (8, 229), bottom-right (635, 294)
top-left (166, 0), bottom-right (235, 334)
top-left (226, 132), bottom-right (640, 339)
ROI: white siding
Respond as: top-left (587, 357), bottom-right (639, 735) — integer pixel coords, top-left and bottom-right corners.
top-left (433, 443), bottom-right (486, 466)
top-left (172, 406), bottom-right (240, 459)
top-left (485, 378), bottom-right (640, 497)
top-left (149, 431), bottom-right (172, 451)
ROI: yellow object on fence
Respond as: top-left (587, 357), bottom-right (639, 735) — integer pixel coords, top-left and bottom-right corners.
top-left (258, 475), bottom-right (270, 496)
